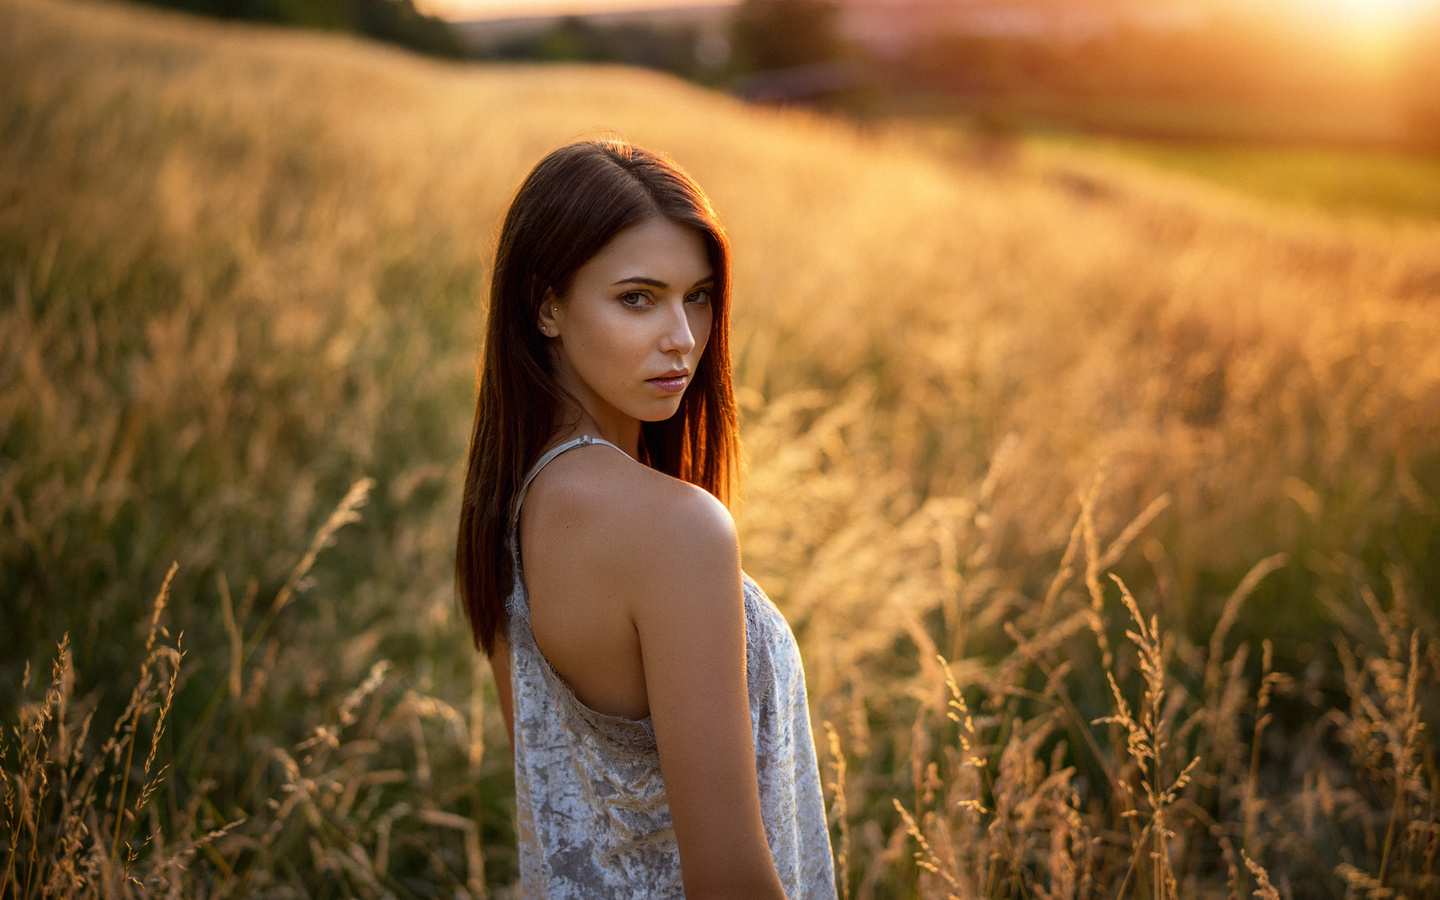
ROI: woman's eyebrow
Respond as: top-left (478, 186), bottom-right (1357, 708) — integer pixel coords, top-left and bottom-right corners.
top-left (612, 274), bottom-right (715, 288)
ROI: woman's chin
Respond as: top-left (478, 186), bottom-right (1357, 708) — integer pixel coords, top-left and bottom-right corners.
top-left (637, 398), bottom-right (686, 423)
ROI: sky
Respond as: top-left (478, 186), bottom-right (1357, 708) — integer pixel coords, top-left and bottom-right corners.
top-left (1300, 0), bottom-right (1440, 33)
top-left (418, 0), bottom-right (1440, 35)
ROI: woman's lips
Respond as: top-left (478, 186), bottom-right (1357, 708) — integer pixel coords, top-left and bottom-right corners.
top-left (647, 374), bottom-right (687, 393)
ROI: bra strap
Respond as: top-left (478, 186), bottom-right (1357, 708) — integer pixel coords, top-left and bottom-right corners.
top-left (511, 435), bottom-right (629, 528)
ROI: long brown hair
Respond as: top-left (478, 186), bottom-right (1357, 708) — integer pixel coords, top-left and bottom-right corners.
top-left (456, 139), bottom-right (738, 657)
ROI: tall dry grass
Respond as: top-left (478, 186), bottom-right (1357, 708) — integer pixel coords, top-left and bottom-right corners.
top-left (2, 0), bottom-right (1438, 894)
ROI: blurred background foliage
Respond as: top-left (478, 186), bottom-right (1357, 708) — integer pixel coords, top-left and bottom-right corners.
top-left (140, 0), bottom-right (464, 54)
top-left (3, 0), bottom-right (1439, 896)
top-left (117, 0), bottom-right (1440, 155)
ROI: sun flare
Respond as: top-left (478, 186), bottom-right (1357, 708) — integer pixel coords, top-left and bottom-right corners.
top-left (1314, 0), bottom-right (1437, 23)
top-left (1261, 0), bottom-right (1440, 70)
top-left (1290, 0), bottom-right (1439, 35)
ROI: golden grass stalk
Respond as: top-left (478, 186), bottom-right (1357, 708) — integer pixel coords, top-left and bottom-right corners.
top-left (824, 721), bottom-right (853, 900)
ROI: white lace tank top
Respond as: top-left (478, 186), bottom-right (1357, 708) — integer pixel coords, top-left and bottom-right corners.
top-left (505, 435), bottom-right (836, 898)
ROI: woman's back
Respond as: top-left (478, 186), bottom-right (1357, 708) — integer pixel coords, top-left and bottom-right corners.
top-left (505, 437), bottom-right (836, 897)
top-left (520, 437), bottom-right (724, 721)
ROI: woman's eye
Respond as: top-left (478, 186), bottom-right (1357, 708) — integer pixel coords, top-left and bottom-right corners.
top-left (686, 289), bottom-right (712, 305)
top-left (619, 291), bottom-right (650, 308)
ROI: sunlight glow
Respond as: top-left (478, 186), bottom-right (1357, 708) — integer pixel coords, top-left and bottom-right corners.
top-left (1310, 0), bottom-right (1437, 24)
top-left (1295, 0), bottom-right (1440, 69)
top-left (423, 0), bottom-right (1440, 47)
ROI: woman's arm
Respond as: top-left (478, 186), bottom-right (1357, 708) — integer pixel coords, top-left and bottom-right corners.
top-left (625, 485), bottom-right (788, 900)
top-left (488, 635), bottom-right (514, 750)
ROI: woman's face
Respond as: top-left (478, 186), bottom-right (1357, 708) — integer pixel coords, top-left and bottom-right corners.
top-left (543, 216), bottom-right (714, 438)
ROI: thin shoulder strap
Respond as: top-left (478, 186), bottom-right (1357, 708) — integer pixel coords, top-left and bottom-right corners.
top-left (511, 435), bottom-right (629, 527)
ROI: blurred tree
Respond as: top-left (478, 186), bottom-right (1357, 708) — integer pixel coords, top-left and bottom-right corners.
top-left (730, 0), bottom-right (843, 71)
top-left (490, 17), bottom-right (714, 80)
top-left (346, 0), bottom-right (465, 58)
top-left (531, 16), bottom-right (595, 61)
top-left (139, 0), bottom-right (463, 57)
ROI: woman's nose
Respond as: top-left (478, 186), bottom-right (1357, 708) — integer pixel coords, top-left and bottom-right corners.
top-left (659, 302), bottom-right (696, 354)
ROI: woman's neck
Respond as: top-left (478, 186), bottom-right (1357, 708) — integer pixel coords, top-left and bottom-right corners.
top-left (551, 406), bottom-right (641, 460)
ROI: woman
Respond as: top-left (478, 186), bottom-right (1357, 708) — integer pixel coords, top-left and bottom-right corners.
top-left (456, 139), bottom-right (835, 898)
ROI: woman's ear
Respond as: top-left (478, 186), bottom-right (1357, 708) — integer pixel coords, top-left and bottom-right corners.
top-left (536, 293), bottom-right (560, 338)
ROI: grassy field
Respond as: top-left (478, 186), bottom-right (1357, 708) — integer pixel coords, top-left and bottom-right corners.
top-left (3, 0), bottom-right (1439, 896)
top-left (882, 111), bottom-right (1440, 222)
top-left (1028, 138), bottom-right (1440, 222)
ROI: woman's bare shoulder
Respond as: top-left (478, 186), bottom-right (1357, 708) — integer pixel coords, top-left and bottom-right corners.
top-left (524, 448), bottom-right (737, 590)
